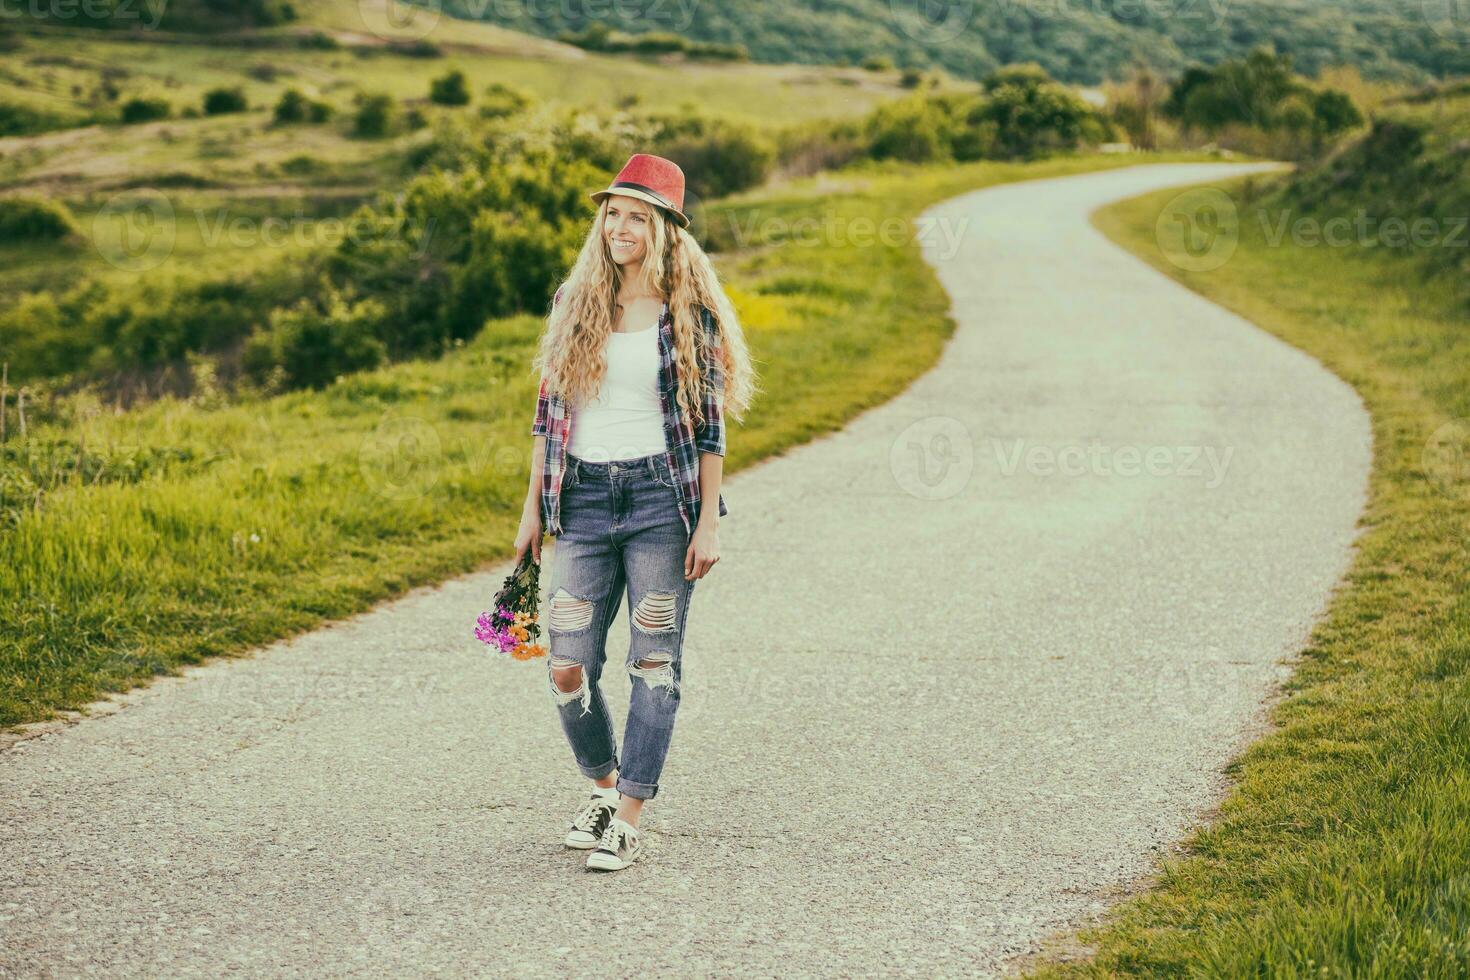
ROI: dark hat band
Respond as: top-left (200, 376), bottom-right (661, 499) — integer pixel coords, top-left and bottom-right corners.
top-left (604, 180), bottom-right (684, 217)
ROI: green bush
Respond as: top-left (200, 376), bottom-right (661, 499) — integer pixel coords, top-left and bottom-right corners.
top-left (479, 82), bottom-right (530, 120)
top-left (0, 196), bottom-right (80, 243)
top-left (866, 95), bottom-right (959, 162)
top-left (243, 283), bottom-right (388, 391)
top-left (556, 20), bottom-right (614, 51)
top-left (629, 32), bottom-right (687, 54)
top-left (0, 267), bottom-right (309, 386)
top-left (203, 87), bottom-right (248, 115)
top-left (774, 119), bottom-right (870, 177)
top-left (352, 93), bottom-right (395, 137)
top-left (969, 65), bottom-right (1103, 159)
top-left (0, 98), bottom-right (80, 136)
top-left (120, 97), bottom-right (170, 124)
top-left (862, 54), bottom-right (894, 72)
top-left (429, 69), bottom-right (470, 106)
top-left (686, 41), bottom-right (748, 61)
top-left (653, 116), bottom-right (775, 199)
top-left (273, 88), bottom-right (308, 123)
top-left (323, 152), bottom-right (601, 355)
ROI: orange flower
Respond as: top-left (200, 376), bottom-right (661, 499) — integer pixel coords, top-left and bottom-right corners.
top-left (512, 643), bottom-right (547, 661)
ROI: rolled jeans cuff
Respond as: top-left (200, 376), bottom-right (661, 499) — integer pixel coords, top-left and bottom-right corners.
top-left (616, 776), bottom-right (657, 800)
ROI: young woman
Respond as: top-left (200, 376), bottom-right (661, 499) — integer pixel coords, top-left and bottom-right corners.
top-left (513, 153), bottom-right (757, 872)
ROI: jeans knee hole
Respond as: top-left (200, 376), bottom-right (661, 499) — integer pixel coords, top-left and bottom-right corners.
top-left (632, 591), bottom-right (679, 634)
top-left (549, 588), bottom-right (595, 634)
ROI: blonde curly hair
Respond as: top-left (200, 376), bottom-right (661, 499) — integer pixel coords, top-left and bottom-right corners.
top-left (531, 194), bottom-right (758, 431)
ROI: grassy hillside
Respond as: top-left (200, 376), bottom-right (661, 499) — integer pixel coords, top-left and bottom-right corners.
top-left (0, 17), bottom-right (909, 313)
top-left (442, 0), bottom-right (1470, 85)
top-left (1027, 91), bottom-right (1470, 979)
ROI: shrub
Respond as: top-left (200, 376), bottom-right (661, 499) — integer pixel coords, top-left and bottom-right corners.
top-left (297, 31), bottom-right (339, 50)
top-left (120, 97), bottom-right (170, 124)
top-left (280, 154), bottom-right (324, 176)
top-left (0, 98), bottom-right (77, 136)
top-left (352, 93), bottom-right (394, 137)
top-left (429, 69), bottom-right (470, 106)
top-left (653, 117), bottom-right (775, 199)
top-left (273, 88), bottom-right (309, 123)
top-left (774, 119), bottom-right (870, 177)
top-left (202, 87), bottom-right (248, 115)
top-left (866, 95), bottom-right (959, 162)
top-left (862, 54), bottom-right (894, 72)
top-left (557, 20), bottom-right (613, 51)
top-left (243, 282), bottom-right (388, 391)
top-left (323, 152), bottom-right (602, 355)
top-left (685, 41), bottom-right (746, 62)
top-left (0, 195), bottom-right (80, 242)
top-left (687, 41), bottom-right (748, 62)
top-left (479, 82), bottom-right (530, 120)
top-left (969, 64), bottom-right (1103, 159)
top-left (629, 32), bottom-right (687, 55)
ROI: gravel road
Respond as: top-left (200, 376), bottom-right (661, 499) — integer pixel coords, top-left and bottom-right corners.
top-left (0, 163), bottom-right (1372, 977)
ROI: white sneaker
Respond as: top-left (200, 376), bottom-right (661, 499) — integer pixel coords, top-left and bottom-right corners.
top-left (563, 789), bottom-right (619, 849)
top-left (585, 816), bottom-right (643, 871)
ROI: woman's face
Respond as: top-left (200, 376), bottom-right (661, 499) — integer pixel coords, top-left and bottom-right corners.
top-left (603, 194), bottom-right (656, 269)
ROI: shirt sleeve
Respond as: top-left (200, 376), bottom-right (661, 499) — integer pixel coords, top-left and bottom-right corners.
top-left (531, 285), bottom-right (566, 438)
top-left (694, 306), bottom-right (727, 458)
top-left (530, 373), bottom-right (550, 438)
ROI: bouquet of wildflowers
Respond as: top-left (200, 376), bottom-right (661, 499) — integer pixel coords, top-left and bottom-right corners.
top-left (475, 553), bottom-right (546, 660)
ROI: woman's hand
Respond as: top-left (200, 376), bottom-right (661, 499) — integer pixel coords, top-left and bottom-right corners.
top-left (685, 523), bottom-right (720, 580)
top-left (514, 502), bottom-right (543, 566)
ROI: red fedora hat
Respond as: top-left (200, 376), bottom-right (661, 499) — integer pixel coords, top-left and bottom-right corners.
top-left (590, 153), bottom-right (690, 228)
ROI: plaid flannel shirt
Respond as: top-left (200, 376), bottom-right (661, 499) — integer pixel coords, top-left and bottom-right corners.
top-left (531, 291), bottom-right (729, 538)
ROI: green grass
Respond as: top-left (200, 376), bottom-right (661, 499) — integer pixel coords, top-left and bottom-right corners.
top-left (0, 151), bottom-right (1221, 731)
top-left (0, 22), bottom-right (911, 302)
top-left (1021, 174), bottom-right (1470, 975)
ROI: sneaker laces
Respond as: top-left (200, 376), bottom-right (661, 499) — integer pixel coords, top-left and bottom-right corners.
top-left (571, 796), bottom-right (614, 833)
top-left (598, 818), bottom-right (634, 852)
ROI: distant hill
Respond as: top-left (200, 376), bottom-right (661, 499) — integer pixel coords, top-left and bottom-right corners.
top-left (438, 0), bottom-right (1470, 85)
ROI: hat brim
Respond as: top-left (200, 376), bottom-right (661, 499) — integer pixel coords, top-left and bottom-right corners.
top-left (591, 187), bottom-right (690, 229)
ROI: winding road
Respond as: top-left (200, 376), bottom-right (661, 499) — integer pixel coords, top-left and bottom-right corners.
top-left (0, 164), bottom-right (1372, 976)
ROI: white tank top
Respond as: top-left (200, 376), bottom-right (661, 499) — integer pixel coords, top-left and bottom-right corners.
top-left (567, 323), bottom-right (666, 462)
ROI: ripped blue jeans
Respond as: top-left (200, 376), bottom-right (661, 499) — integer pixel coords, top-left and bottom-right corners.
top-left (545, 451), bottom-right (697, 801)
